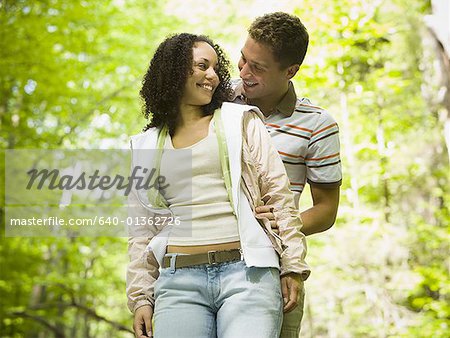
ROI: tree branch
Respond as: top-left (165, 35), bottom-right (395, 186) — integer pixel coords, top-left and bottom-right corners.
top-left (69, 300), bottom-right (133, 334)
top-left (19, 298), bottom-right (133, 335)
top-left (11, 311), bottom-right (66, 338)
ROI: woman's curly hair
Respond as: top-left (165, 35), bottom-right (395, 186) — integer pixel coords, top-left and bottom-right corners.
top-left (140, 33), bottom-right (233, 133)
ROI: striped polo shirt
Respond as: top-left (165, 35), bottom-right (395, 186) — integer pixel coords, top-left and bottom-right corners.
top-left (232, 80), bottom-right (342, 201)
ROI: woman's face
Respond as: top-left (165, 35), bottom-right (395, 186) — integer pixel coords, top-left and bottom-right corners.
top-left (180, 41), bottom-right (220, 108)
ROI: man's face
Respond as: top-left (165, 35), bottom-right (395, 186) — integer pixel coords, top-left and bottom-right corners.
top-left (238, 36), bottom-right (290, 101)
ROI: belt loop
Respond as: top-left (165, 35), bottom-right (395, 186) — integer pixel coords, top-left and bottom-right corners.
top-left (207, 251), bottom-right (217, 265)
top-left (169, 254), bottom-right (177, 273)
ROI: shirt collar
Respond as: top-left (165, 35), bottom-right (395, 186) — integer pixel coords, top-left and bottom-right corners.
top-left (232, 80), bottom-right (297, 117)
top-left (276, 81), bottom-right (297, 117)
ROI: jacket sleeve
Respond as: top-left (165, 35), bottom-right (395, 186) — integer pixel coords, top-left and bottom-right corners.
top-left (126, 187), bottom-right (161, 313)
top-left (243, 111), bottom-right (310, 280)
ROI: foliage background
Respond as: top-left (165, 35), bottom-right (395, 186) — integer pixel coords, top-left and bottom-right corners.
top-left (1, 0), bottom-right (449, 337)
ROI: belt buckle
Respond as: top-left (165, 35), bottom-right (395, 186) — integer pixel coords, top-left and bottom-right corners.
top-left (207, 251), bottom-right (217, 265)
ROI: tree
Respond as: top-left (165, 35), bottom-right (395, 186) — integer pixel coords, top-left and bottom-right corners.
top-left (1, 1), bottom-right (180, 336)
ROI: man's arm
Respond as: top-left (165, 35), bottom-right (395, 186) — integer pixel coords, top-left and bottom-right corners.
top-left (299, 185), bottom-right (340, 236)
top-left (256, 106), bottom-right (341, 236)
top-left (255, 185), bottom-right (339, 236)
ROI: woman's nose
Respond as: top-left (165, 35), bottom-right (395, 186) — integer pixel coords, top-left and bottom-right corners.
top-left (205, 67), bottom-right (217, 79)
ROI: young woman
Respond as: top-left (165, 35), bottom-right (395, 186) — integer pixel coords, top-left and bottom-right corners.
top-left (126, 33), bottom-right (309, 338)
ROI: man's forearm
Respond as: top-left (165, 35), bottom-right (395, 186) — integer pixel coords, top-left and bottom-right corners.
top-left (300, 186), bottom-right (340, 236)
top-left (300, 204), bottom-right (337, 236)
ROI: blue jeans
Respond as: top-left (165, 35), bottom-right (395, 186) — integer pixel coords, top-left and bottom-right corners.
top-left (153, 259), bottom-right (283, 338)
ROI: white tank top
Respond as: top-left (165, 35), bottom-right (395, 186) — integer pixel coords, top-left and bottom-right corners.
top-left (159, 120), bottom-right (240, 246)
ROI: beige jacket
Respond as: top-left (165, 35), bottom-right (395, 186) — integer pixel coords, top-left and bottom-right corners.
top-left (127, 103), bottom-right (310, 313)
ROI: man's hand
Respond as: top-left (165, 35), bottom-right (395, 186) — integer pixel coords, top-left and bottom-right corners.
top-left (255, 205), bottom-right (278, 235)
top-left (281, 273), bottom-right (302, 313)
top-left (133, 305), bottom-right (153, 338)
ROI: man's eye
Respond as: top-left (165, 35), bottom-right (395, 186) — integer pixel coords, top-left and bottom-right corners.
top-left (254, 65), bottom-right (263, 72)
top-left (198, 63), bottom-right (207, 70)
top-left (250, 64), bottom-right (263, 73)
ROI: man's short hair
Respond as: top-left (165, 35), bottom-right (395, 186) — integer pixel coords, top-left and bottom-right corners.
top-left (248, 12), bottom-right (309, 68)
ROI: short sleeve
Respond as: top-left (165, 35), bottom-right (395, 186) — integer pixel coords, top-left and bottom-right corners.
top-left (306, 111), bottom-right (342, 189)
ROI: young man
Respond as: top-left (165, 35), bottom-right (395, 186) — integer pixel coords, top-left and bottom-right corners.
top-left (233, 12), bottom-right (342, 338)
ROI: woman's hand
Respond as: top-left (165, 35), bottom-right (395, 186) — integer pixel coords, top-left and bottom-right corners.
top-left (281, 273), bottom-right (302, 313)
top-left (133, 305), bottom-right (153, 338)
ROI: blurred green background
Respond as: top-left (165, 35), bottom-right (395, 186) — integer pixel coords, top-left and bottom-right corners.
top-left (1, 0), bottom-right (449, 337)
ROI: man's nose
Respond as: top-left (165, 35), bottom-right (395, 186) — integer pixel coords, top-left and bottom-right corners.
top-left (239, 63), bottom-right (251, 78)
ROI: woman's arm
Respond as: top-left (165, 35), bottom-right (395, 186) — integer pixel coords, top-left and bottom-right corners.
top-left (127, 187), bottom-right (162, 337)
top-left (242, 111), bottom-right (310, 280)
top-left (126, 188), bottom-right (160, 313)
